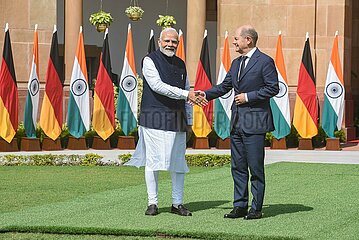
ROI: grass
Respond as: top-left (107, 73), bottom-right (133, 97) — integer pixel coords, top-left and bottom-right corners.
top-left (0, 163), bottom-right (358, 239)
top-left (0, 232), bottom-right (192, 240)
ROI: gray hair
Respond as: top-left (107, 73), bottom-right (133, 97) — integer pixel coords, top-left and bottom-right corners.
top-left (159, 27), bottom-right (178, 40)
top-left (240, 26), bottom-right (258, 46)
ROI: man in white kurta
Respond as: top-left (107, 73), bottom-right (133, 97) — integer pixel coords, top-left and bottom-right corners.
top-left (125, 28), bottom-right (198, 216)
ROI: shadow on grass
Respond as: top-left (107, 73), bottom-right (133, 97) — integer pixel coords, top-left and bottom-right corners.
top-left (159, 200), bottom-right (230, 213)
top-left (262, 203), bottom-right (313, 218)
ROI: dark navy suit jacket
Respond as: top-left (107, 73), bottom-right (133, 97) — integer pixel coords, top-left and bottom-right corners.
top-left (205, 49), bottom-right (279, 134)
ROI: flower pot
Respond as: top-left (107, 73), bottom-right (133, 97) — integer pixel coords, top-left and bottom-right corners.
top-left (67, 136), bottom-right (88, 150)
top-left (117, 136), bottom-right (136, 149)
top-left (42, 137), bottom-right (62, 151)
top-left (216, 138), bottom-right (230, 149)
top-left (193, 137), bottom-right (209, 149)
top-left (20, 137), bottom-right (41, 151)
top-left (271, 138), bottom-right (287, 149)
top-left (96, 23), bottom-right (107, 32)
top-left (298, 138), bottom-right (313, 150)
top-left (127, 12), bottom-right (142, 21)
top-left (92, 136), bottom-right (111, 150)
top-left (0, 138), bottom-right (19, 152)
top-left (326, 138), bottom-right (341, 151)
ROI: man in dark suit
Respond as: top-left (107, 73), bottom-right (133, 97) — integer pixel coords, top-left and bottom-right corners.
top-left (199, 25), bottom-right (279, 219)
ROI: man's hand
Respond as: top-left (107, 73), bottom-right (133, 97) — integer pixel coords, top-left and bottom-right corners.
top-left (234, 93), bottom-right (246, 105)
top-left (188, 90), bottom-right (208, 107)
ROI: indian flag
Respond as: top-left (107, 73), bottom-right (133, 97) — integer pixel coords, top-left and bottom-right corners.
top-left (117, 23), bottom-right (137, 136)
top-left (24, 24), bottom-right (40, 138)
top-left (270, 31), bottom-right (291, 139)
top-left (214, 31), bottom-right (232, 140)
top-left (176, 29), bottom-right (185, 62)
top-left (67, 26), bottom-right (90, 138)
top-left (322, 31), bottom-right (345, 138)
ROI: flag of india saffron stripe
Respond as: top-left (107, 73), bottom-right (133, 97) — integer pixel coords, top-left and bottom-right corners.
top-left (24, 24), bottom-right (40, 138)
top-left (176, 29), bottom-right (186, 62)
top-left (270, 31), bottom-right (291, 139)
top-left (214, 31), bottom-right (232, 140)
top-left (117, 23), bottom-right (137, 136)
top-left (67, 26), bottom-right (90, 138)
top-left (322, 31), bottom-right (345, 138)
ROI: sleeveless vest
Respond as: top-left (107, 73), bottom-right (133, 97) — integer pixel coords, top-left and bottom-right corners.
top-left (139, 50), bottom-right (188, 132)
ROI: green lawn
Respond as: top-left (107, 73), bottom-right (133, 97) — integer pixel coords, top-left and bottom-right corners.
top-left (0, 163), bottom-right (358, 239)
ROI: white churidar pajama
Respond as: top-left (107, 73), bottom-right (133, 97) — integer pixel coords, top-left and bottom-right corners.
top-left (125, 56), bottom-right (192, 206)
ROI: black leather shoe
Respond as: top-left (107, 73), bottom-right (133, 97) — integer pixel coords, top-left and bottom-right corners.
top-left (145, 204), bottom-right (158, 216)
top-left (224, 207), bottom-right (248, 218)
top-left (171, 204), bottom-right (192, 216)
top-left (243, 208), bottom-right (262, 220)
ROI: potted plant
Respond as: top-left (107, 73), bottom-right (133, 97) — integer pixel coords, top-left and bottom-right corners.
top-left (125, 6), bottom-right (144, 21)
top-left (156, 15), bottom-right (176, 29)
top-left (89, 10), bottom-right (114, 32)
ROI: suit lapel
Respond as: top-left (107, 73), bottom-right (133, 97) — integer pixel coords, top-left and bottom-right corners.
top-left (238, 49), bottom-right (260, 81)
top-left (233, 57), bottom-right (241, 84)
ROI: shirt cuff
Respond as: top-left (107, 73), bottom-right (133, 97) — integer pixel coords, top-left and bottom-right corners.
top-left (182, 90), bottom-right (189, 100)
top-left (244, 93), bottom-right (248, 102)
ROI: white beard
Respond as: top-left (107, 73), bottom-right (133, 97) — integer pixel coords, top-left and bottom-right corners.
top-left (160, 46), bottom-right (175, 57)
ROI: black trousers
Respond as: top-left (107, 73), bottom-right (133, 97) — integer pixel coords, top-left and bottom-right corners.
top-left (230, 128), bottom-right (266, 211)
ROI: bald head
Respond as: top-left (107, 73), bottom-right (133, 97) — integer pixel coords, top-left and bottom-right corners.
top-left (237, 25), bottom-right (258, 46)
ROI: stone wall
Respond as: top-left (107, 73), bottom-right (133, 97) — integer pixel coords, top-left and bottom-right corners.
top-left (217, 0), bottom-right (356, 138)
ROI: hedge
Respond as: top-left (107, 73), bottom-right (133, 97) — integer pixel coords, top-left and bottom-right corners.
top-left (0, 154), bottom-right (232, 167)
top-left (119, 154), bottom-right (231, 167)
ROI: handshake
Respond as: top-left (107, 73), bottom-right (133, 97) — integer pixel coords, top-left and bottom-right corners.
top-left (187, 90), bottom-right (208, 107)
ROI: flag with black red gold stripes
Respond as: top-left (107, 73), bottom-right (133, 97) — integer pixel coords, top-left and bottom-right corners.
top-left (0, 23), bottom-right (18, 143)
top-left (293, 33), bottom-right (318, 138)
top-left (193, 29), bottom-right (213, 137)
top-left (39, 25), bottom-right (64, 141)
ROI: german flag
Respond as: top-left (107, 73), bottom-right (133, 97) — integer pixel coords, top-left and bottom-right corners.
top-left (147, 29), bottom-right (156, 54)
top-left (39, 25), bottom-right (63, 140)
top-left (0, 23), bottom-right (18, 143)
top-left (293, 33), bottom-right (318, 138)
top-left (192, 30), bottom-right (213, 137)
top-left (92, 29), bottom-right (115, 140)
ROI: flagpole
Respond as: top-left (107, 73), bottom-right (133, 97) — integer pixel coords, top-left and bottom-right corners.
top-left (35, 24), bottom-right (38, 32)
top-left (5, 23), bottom-right (8, 32)
top-left (278, 30), bottom-right (281, 36)
top-left (149, 29), bottom-right (154, 40)
top-left (53, 24), bottom-right (57, 33)
top-left (306, 32), bottom-right (309, 40)
top-left (104, 28), bottom-right (108, 39)
top-left (80, 26), bottom-right (83, 33)
top-left (335, 30), bottom-right (338, 36)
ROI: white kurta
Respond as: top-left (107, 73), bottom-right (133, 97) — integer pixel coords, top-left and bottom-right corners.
top-left (125, 56), bottom-right (193, 173)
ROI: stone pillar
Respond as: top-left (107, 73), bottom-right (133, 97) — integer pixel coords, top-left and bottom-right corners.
top-left (346, 0), bottom-right (358, 140)
top-left (64, 0), bottom-right (82, 85)
top-left (186, 0), bottom-right (206, 85)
